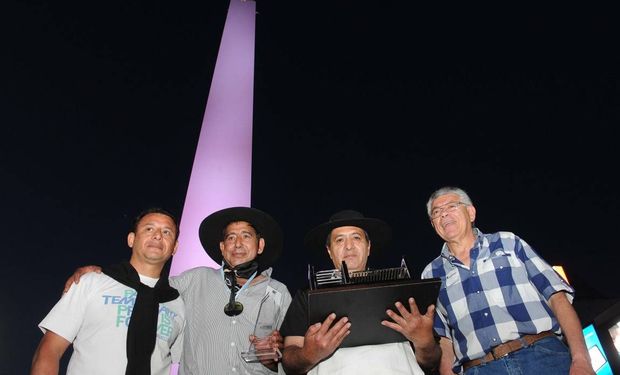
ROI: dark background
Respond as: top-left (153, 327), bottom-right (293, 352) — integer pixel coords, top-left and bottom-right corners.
top-left (3, 2), bottom-right (619, 374)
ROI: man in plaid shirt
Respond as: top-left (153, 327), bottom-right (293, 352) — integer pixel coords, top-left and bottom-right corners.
top-left (422, 186), bottom-right (594, 375)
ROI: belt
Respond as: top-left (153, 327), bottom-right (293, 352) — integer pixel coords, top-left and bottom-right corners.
top-left (462, 331), bottom-right (555, 371)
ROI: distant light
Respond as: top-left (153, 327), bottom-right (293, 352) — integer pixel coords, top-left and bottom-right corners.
top-left (553, 265), bottom-right (569, 284)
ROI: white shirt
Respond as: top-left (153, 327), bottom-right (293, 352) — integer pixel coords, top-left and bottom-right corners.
top-left (39, 272), bottom-right (185, 375)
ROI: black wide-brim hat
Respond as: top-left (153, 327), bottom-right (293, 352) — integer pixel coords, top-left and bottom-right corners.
top-left (304, 209), bottom-right (392, 252)
top-left (199, 207), bottom-right (283, 268)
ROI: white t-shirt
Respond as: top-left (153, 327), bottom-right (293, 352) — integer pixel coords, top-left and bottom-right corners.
top-left (308, 342), bottom-right (425, 375)
top-left (39, 272), bottom-right (185, 375)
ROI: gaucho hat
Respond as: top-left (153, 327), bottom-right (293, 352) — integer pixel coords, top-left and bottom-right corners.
top-left (304, 209), bottom-right (392, 252)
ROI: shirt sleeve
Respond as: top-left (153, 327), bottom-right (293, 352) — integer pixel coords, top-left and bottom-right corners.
top-left (38, 274), bottom-right (94, 342)
top-left (169, 267), bottom-right (198, 295)
top-left (512, 234), bottom-right (575, 302)
top-left (279, 289), bottom-right (308, 338)
top-left (170, 311), bottom-right (186, 363)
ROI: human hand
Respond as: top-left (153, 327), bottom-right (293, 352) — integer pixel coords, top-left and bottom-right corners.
top-left (250, 330), bottom-right (284, 370)
top-left (569, 357), bottom-right (596, 375)
top-left (381, 297), bottom-right (436, 345)
top-left (63, 265), bottom-right (102, 293)
top-left (301, 313), bottom-right (350, 365)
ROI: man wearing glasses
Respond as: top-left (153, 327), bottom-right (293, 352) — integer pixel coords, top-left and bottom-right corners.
top-left (422, 186), bottom-right (594, 374)
top-left (65, 207), bottom-right (292, 374)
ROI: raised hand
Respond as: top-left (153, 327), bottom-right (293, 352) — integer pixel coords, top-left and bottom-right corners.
top-left (63, 265), bottom-right (102, 293)
top-left (301, 313), bottom-right (351, 364)
top-left (381, 297), bottom-right (436, 345)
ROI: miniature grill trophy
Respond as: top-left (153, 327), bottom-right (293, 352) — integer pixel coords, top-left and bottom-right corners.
top-left (240, 289), bottom-right (283, 363)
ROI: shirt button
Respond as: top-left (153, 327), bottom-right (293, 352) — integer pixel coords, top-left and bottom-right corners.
top-left (484, 312), bottom-right (488, 317)
top-left (232, 367), bottom-right (237, 372)
top-left (477, 291), bottom-right (480, 294)
top-left (492, 338), bottom-right (497, 342)
top-left (232, 320), bottom-right (237, 325)
top-left (499, 266), bottom-right (503, 269)
top-left (231, 342), bottom-right (235, 347)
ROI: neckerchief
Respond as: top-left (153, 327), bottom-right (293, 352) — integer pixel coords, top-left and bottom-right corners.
top-left (103, 260), bottom-right (179, 375)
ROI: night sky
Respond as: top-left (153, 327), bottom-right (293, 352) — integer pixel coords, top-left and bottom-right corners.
top-left (3, 2), bottom-right (619, 373)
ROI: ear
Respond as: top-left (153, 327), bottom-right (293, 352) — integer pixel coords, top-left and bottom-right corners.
top-left (326, 245), bottom-right (336, 266)
top-left (172, 240), bottom-right (179, 256)
top-left (219, 241), bottom-right (225, 256)
top-left (127, 232), bottom-right (135, 248)
top-left (467, 205), bottom-right (477, 223)
top-left (257, 238), bottom-right (265, 255)
top-left (367, 240), bottom-right (371, 255)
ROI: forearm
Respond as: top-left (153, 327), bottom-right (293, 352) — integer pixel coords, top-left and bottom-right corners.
top-left (30, 332), bottom-right (70, 375)
top-left (282, 345), bottom-right (315, 375)
top-left (438, 337), bottom-right (456, 375)
top-left (30, 346), bottom-right (61, 375)
top-left (411, 337), bottom-right (442, 369)
top-left (549, 292), bottom-right (590, 363)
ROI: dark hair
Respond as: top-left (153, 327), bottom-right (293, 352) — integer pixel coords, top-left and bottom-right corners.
top-left (132, 207), bottom-right (180, 240)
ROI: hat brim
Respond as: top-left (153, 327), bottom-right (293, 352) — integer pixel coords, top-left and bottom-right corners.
top-left (199, 207), bottom-right (283, 267)
top-left (304, 217), bottom-right (392, 253)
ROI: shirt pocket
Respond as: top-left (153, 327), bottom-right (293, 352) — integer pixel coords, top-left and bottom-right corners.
top-left (478, 249), bottom-right (522, 275)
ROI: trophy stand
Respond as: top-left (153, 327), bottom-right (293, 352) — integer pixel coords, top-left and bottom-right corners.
top-left (240, 290), bottom-right (283, 363)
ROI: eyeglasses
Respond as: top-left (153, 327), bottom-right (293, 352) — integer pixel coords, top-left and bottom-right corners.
top-left (430, 202), bottom-right (467, 219)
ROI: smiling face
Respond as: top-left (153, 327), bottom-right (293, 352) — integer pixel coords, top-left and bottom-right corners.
top-left (326, 226), bottom-right (371, 272)
top-left (128, 213), bottom-right (179, 269)
top-left (219, 221), bottom-right (265, 267)
top-left (430, 193), bottom-right (476, 243)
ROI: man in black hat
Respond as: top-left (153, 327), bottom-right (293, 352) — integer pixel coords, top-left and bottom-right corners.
top-left (171, 207), bottom-right (291, 374)
top-left (279, 210), bottom-right (441, 375)
top-left (64, 207), bottom-right (292, 375)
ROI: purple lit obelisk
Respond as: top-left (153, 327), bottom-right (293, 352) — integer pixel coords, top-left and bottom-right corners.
top-left (170, 0), bottom-right (256, 276)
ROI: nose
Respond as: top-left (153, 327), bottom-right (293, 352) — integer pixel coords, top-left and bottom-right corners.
top-left (344, 236), bottom-right (353, 250)
top-left (152, 228), bottom-right (163, 240)
top-left (234, 236), bottom-right (243, 247)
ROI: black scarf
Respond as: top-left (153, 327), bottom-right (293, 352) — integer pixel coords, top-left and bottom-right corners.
top-left (223, 259), bottom-right (259, 291)
top-left (103, 261), bottom-right (179, 375)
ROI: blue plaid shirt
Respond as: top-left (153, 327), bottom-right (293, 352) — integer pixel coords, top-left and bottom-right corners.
top-left (421, 229), bottom-right (574, 372)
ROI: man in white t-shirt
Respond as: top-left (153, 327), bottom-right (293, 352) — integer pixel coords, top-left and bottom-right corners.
top-left (30, 208), bottom-right (186, 375)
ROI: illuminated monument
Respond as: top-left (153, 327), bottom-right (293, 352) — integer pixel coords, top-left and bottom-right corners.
top-left (168, 1), bottom-right (256, 373)
top-left (170, 0), bottom-right (257, 275)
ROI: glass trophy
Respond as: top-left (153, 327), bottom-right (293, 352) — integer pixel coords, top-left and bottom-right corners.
top-left (240, 290), bottom-right (283, 363)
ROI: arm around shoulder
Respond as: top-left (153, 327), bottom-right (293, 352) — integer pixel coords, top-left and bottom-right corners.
top-left (30, 331), bottom-right (71, 375)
